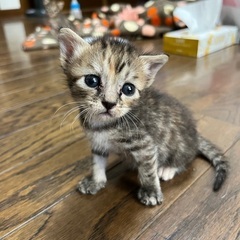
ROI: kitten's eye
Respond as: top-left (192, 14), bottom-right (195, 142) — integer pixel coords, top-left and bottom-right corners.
top-left (84, 75), bottom-right (101, 88)
top-left (122, 83), bottom-right (135, 96)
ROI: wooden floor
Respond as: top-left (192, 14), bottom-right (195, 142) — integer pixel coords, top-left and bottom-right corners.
top-left (0, 17), bottom-right (239, 240)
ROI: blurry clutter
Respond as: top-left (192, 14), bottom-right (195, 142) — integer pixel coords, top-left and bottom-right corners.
top-left (22, 0), bottom-right (239, 54)
top-left (22, 0), bottom-right (191, 51)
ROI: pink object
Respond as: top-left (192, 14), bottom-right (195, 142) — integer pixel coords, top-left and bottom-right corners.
top-left (223, 0), bottom-right (240, 7)
top-left (142, 24), bottom-right (156, 37)
top-left (135, 6), bottom-right (145, 14)
top-left (137, 18), bottom-right (145, 26)
top-left (117, 5), bottom-right (139, 22)
top-left (101, 6), bottom-right (109, 12)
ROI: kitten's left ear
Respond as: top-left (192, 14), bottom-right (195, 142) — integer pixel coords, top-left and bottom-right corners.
top-left (139, 54), bottom-right (168, 87)
top-left (58, 28), bottom-right (90, 69)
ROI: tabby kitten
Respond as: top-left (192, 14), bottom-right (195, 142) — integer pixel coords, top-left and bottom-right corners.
top-left (58, 28), bottom-right (228, 206)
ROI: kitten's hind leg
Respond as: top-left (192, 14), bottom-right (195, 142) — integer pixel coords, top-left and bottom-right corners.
top-left (78, 152), bottom-right (108, 195)
top-left (158, 167), bottom-right (178, 181)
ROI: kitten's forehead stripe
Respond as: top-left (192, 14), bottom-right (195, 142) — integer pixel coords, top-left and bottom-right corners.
top-left (124, 72), bottom-right (130, 81)
top-left (107, 55), bottom-right (112, 65)
top-left (116, 62), bottom-right (126, 74)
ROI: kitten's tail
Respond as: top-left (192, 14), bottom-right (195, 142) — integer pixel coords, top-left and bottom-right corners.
top-left (198, 135), bottom-right (229, 191)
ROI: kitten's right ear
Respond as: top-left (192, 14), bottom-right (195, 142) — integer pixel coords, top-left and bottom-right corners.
top-left (139, 54), bottom-right (168, 87)
top-left (58, 28), bottom-right (90, 68)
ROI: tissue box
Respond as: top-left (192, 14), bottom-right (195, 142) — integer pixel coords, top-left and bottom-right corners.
top-left (163, 26), bottom-right (238, 58)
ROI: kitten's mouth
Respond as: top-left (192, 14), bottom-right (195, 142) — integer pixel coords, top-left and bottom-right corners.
top-left (100, 111), bottom-right (113, 117)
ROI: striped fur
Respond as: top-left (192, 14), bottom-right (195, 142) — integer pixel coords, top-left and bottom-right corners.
top-left (58, 28), bottom-right (229, 206)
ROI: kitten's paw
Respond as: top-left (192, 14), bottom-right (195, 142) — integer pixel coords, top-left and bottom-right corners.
top-left (138, 187), bottom-right (163, 206)
top-left (77, 177), bottom-right (106, 195)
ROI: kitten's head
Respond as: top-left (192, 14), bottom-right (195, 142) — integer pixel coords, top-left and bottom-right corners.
top-left (58, 28), bottom-right (168, 125)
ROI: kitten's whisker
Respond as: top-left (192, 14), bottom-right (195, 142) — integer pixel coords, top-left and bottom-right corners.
top-left (60, 106), bottom-right (80, 129)
top-left (89, 109), bottom-right (98, 126)
top-left (51, 102), bottom-right (79, 121)
top-left (70, 108), bottom-right (89, 132)
top-left (82, 109), bottom-right (92, 128)
top-left (70, 113), bottom-right (80, 133)
top-left (129, 112), bottom-right (144, 126)
top-left (122, 115), bottom-right (131, 136)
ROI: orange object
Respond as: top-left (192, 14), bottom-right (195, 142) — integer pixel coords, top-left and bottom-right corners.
top-left (43, 26), bottom-right (51, 31)
top-left (150, 15), bottom-right (161, 26)
top-left (147, 7), bottom-right (158, 17)
top-left (84, 22), bottom-right (91, 28)
top-left (173, 16), bottom-right (180, 24)
top-left (147, 7), bottom-right (161, 26)
top-left (111, 29), bottom-right (121, 36)
top-left (92, 12), bottom-right (98, 19)
top-left (165, 16), bottom-right (173, 26)
top-left (101, 19), bottom-right (110, 28)
top-left (23, 40), bottom-right (35, 48)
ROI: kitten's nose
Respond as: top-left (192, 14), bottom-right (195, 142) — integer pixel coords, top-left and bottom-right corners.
top-left (102, 101), bottom-right (116, 110)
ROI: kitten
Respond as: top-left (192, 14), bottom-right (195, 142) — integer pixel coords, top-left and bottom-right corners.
top-left (58, 28), bottom-right (228, 206)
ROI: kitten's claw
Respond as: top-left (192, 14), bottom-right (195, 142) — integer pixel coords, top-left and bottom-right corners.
top-left (77, 177), bottom-right (106, 195)
top-left (138, 187), bottom-right (163, 206)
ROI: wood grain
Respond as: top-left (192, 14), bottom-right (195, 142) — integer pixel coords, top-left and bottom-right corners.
top-left (138, 141), bottom-right (240, 240)
top-left (0, 92), bottom-right (72, 137)
top-left (0, 17), bottom-right (239, 240)
top-left (0, 116), bottom-right (83, 173)
top-left (2, 117), bottom-right (239, 240)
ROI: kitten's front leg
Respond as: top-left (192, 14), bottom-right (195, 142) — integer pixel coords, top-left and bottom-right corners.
top-left (132, 147), bottom-right (163, 206)
top-left (78, 150), bottom-right (108, 195)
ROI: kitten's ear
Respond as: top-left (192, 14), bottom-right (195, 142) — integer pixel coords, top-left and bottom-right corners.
top-left (58, 28), bottom-right (90, 68)
top-left (139, 54), bottom-right (168, 87)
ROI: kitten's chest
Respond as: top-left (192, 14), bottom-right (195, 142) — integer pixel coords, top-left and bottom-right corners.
top-left (87, 130), bottom-right (123, 153)
top-left (87, 131), bottom-right (114, 150)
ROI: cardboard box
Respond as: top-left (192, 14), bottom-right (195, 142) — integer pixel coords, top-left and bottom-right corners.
top-left (163, 26), bottom-right (238, 58)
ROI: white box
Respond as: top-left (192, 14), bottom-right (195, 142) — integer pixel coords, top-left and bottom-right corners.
top-left (163, 26), bottom-right (238, 58)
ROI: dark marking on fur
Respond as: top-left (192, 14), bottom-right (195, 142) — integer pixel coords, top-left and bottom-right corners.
top-left (117, 62), bottom-right (126, 74)
top-left (92, 149), bottom-right (109, 158)
top-left (117, 138), bottom-right (132, 144)
top-left (101, 38), bottom-right (107, 50)
top-left (129, 145), bottom-right (145, 152)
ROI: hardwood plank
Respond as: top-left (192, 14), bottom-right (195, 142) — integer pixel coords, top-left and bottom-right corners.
top-left (203, 94), bottom-right (240, 126)
top-left (190, 72), bottom-right (240, 126)
top-left (0, 138), bottom-right (91, 238)
top-left (0, 60), bottom-right (59, 84)
top-left (0, 116), bottom-right (83, 173)
top-left (0, 71), bottom-right (59, 96)
top-left (138, 141), bottom-right (240, 240)
top-left (4, 213), bottom-right (52, 240)
top-left (0, 82), bottom-right (66, 112)
top-left (0, 92), bottom-right (73, 137)
top-left (200, 64), bottom-right (240, 125)
top-left (0, 139), bottom-right (119, 238)
top-left (0, 50), bottom-right (58, 69)
top-left (4, 117), bottom-right (239, 240)
top-left (161, 46), bottom-right (239, 108)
